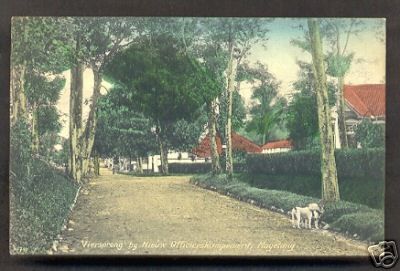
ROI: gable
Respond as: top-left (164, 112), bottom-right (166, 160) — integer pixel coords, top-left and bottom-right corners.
top-left (344, 84), bottom-right (385, 117)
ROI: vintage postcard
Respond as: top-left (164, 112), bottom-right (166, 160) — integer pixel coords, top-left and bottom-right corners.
top-left (10, 17), bottom-right (387, 259)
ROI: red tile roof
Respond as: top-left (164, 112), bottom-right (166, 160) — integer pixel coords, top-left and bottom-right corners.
top-left (192, 132), bottom-right (262, 158)
top-left (344, 84), bottom-right (385, 117)
top-left (231, 132), bottom-right (263, 153)
top-left (261, 139), bottom-right (293, 150)
top-left (192, 133), bottom-right (223, 158)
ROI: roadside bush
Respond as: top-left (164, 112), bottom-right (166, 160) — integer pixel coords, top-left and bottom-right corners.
top-left (10, 122), bottom-right (79, 255)
top-left (245, 148), bottom-right (384, 209)
top-left (331, 212), bottom-right (384, 242)
top-left (247, 148), bottom-right (384, 180)
top-left (169, 162), bottom-right (247, 174)
top-left (169, 163), bottom-right (211, 174)
top-left (243, 173), bottom-right (384, 209)
top-left (191, 174), bottom-right (384, 242)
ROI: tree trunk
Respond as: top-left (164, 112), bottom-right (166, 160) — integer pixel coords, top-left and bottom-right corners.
top-left (81, 68), bottom-right (102, 176)
top-left (337, 76), bottom-right (348, 148)
top-left (31, 102), bottom-right (39, 154)
top-left (207, 100), bottom-right (221, 175)
top-left (11, 18), bottom-right (28, 125)
top-left (137, 157), bottom-right (143, 174)
top-left (308, 19), bottom-right (340, 203)
top-left (10, 63), bottom-right (28, 125)
top-left (94, 153), bottom-right (100, 176)
top-left (158, 139), bottom-right (168, 175)
top-left (68, 58), bottom-right (84, 182)
top-left (225, 41), bottom-right (236, 180)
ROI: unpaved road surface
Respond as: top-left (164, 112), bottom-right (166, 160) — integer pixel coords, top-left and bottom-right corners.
top-left (54, 169), bottom-right (369, 256)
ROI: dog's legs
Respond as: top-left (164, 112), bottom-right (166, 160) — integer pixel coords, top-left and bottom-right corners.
top-left (307, 213), bottom-right (312, 229)
top-left (315, 219), bottom-right (319, 229)
top-left (296, 211), bottom-right (301, 229)
top-left (291, 209), bottom-right (296, 228)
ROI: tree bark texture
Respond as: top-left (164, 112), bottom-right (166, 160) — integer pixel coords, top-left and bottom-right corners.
top-left (81, 68), bottom-right (102, 176)
top-left (207, 100), bottom-right (221, 175)
top-left (31, 102), bottom-right (39, 154)
top-left (225, 41), bottom-right (235, 180)
top-left (10, 63), bottom-right (28, 125)
top-left (69, 61), bottom-right (84, 182)
top-left (337, 76), bottom-right (348, 148)
top-left (308, 19), bottom-right (340, 202)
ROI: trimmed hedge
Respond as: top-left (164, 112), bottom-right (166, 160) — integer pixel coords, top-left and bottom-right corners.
top-left (247, 148), bottom-right (384, 180)
top-left (191, 174), bottom-right (384, 242)
top-left (169, 162), bottom-right (247, 174)
top-left (243, 173), bottom-right (384, 209)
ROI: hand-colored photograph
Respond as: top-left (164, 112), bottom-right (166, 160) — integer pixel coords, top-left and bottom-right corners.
top-left (10, 17), bottom-right (385, 256)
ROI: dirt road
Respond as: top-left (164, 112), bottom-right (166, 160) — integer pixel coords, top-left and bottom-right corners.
top-left (54, 169), bottom-right (369, 256)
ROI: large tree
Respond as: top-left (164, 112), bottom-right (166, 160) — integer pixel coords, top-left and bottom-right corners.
top-left (243, 62), bottom-right (286, 144)
top-left (94, 87), bottom-right (157, 175)
top-left (10, 17), bottom-right (70, 126)
top-left (104, 38), bottom-right (216, 174)
top-left (323, 19), bottom-right (365, 148)
top-left (286, 61), bottom-right (336, 149)
top-left (67, 17), bottom-right (138, 181)
top-left (308, 19), bottom-right (340, 202)
top-left (201, 18), bottom-right (271, 179)
top-left (24, 72), bottom-right (65, 154)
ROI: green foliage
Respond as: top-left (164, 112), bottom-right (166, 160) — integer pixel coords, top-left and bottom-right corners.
top-left (165, 116), bottom-right (208, 152)
top-left (286, 92), bottom-right (319, 149)
top-left (10, 120), bottom-right (33, 185)
top-left (25, 73), bottom-right (65, 106)
top-left (191, 174), bottom-right (383, 242)
top-left (218, 90), bottom-right (247, 136)
top-left (10, 119), bottom-right (78, 253)
top-left (169, 162), bottom-right (247, 174)
top-left (11, 17), bottom-right (71, 72)
top-left (355, 119), bottom-right (385, 148)
top-left (10, 159), bottom-right (79, 254)
top-left (105, 40), bottom-right (205, 122)
top-left (331, 212), bottom-right (384, 242)
top-left (244, 62), bottom-right (287, 144)
top-left (286, 61), bottom-right (336, 149)
top-left (243, 173), bottom-right (383, 209)
top-left (53, 139), bottom-right (70, 167)
top-left (169, 163), bottom-right (212, 174)
top-left (104, 38), bottom-right (223, 156)
top-left (325, 52), bottom-right (354, 78)
top-left (94, 88), bottom-right (157, 158)
top-left (246, 148), bottom-right (384, 180)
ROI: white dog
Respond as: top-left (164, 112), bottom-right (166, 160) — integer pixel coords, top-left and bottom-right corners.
top-left (291, 202), bottom-right (324, 229)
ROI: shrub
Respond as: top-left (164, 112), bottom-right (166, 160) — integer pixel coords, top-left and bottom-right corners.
top-left (242, 173), bottom-right (384, 209)
top-left (190, 174), bottom-right (384, 243)
top-left (331, 212), bottom-right (384, 242)
top-left (247, 148), bottom-right (384, 180)
top-left (10, 158), bottom-right (79, 254)
top-left (168, 162), bottom-right (247, 174)
top-left (245, 148), bottom-right (384, 209)
top-left (168, 163), bottom-right (211, 174)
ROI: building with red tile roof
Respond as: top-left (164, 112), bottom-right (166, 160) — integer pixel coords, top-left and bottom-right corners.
top-left (261, 139), bottom-right (293, 154)
top-left (344, 84), bottom-right (385, 118)
top-left (192, 132), bottom-right (262, 158)
top-left (332, 84), bottom-right (385, 148)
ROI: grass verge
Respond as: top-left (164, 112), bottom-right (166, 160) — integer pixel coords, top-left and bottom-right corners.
top-left (10, 159), bottom-right (80, 254)
top-left (190, 173), bottom-right (383, 243)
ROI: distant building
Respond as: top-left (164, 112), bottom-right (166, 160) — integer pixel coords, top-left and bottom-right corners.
top-left (192, 132), bottom-right (262, 159)
top-left (261, 139), bottom-right (293, 154)
top-left (333, 84), bottom-right (385, 148)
